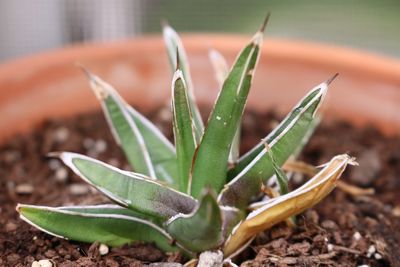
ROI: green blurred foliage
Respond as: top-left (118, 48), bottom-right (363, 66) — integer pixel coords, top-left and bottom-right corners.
top-left (143, 0), bottom-right (400, 57)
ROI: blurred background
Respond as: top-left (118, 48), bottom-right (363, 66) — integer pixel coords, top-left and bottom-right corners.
top-left (0, 0), bottom-right (399, 62)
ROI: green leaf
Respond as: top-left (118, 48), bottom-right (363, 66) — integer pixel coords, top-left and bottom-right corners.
top-left (228, 74), bottom-right (337, 179)
top-left (126, 105), bottom-right (179, 187)
top-left (172, 70), bottom-right (197, 193)
top-left (189, 29), bottom-right (264, 198)
top-left (53, 152), bottom-right (196, 219)
top-left (83, 69), bottom-right (155, 178)
top-left (219, 81), bottom-right (329, 208)
top-left (163, 24), bottom-right (204, 142)
top-left (166, 190), bottom-right (223, 252)
top-left (292, 115), bottom-right (321, 158)
top-left (82, 68), bottom-right (179, 186)
top-left (265, 143), bottom-right (289, 195)
top-left (209, 48), bottom-right (229, 89)
top-left (59, 204), bottom-right (164, 226)
top-left (17, 204), bottom-right (180, 252)
top-left (209, 49), bottom-right (241, 165)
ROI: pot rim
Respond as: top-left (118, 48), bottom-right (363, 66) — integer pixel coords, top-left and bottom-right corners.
top-left (1, 34), bottom-right (399, 83)
top-left (1, 34), bottom-right (400, 142)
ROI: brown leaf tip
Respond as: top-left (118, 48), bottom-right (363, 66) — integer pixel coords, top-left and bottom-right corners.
top-left (176, 47), bottom-right (180, 70)
top-left (326, 73), bottom-right (339, 85)
top-left (75, 63), bottom-right (98, 84)
top-left (160, 18), bottom-right (169, 29)
top-left (260, 13), bottom-right (271, 33)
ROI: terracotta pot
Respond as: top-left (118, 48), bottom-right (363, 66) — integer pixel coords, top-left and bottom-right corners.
top-left (1, 35), bottom-right (400, 143)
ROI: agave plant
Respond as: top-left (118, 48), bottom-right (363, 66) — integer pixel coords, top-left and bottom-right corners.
top-left (17, 17), bottom-right (356, 264)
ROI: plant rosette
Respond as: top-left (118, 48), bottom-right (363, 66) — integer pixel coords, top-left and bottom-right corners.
top-left (16, 16), bottom-right (356, 265)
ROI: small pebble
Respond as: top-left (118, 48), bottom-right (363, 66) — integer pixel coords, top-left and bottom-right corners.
top-left (367, 245), bottom-right (376, 257)
top-left (149, 264), bottom-right (183, 267)
top-left (15, 183), bottom-right (34, 194)
top-left (94, 139), bottom-right (107, 153)
top-left (353, 231), bottom-right (362, 241)
top-left (99, 243), bottom-right (109, 255)
top-left (374, 253), bottom-right (382, 260)
top-left (83, 138), bottom-right (95, 149)
top-left (33, 259), bottom-right (55, 267)
top-left (5, 222), bottom-right (17, 232)
top-left (350, 150), bottom-right (380, 186)
top-left (48, 159), bottom-right (61, 170)
top-left (54, 127), bottom-right (69, 143)
top-left (305, 209), bottom-right (319, 224)
top-left (39, 259), bottom-right (54, 267)
top-left (292, 172), bottom-right (304, 184)
top-left (357, 265), bottom-right (369, 267)
top-left (158, 107), bottom-right (172, 122)
top-left (54, 167), bottom-right (68, 182)
top-left (198, 250), bottom-right (223, 267)
top-left (69, 184), bottom-right (89, 195)
top-left (327, 243), bottom-right (334, 252)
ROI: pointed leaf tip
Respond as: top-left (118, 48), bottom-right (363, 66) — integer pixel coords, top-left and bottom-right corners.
top-left (260, 13), bottom-right (271, 33)
top-left (171, 68), bottom-right (197, 192)
top-left (160, 18), bottom-right (169, 28)
top-left (79, 67), bottom-right (109, 100)
top-left (326, 73), bottom-right (339, 85)
top-left (222, 81), bottom-right (330, 208)
top-left (176, 47), bottom-right (180, 70)
top-left (57, 152), bottom-right (196, 218)
top-left (252, 13), bottom-right (270, 45)
top-left (76, 64), bottom-right (105, 98)
top-left (76, 63), bottom-right (93, 80)
top-left (163, 23), bottom-right (204, 142)
top-left (17, 204), bottom-right (182, 252)
top-left (190, 31), bottom-right (262, 197)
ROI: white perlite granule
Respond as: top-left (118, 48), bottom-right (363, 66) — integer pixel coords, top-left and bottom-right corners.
top-left (197, 250), bottom-right (224, 267)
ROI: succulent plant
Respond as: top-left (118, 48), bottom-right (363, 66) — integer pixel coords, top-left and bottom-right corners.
top-left (16, 17), bottom-right (356, 264)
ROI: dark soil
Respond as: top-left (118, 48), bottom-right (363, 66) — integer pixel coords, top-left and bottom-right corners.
top-left (1, 105), bottom-right (400, 266)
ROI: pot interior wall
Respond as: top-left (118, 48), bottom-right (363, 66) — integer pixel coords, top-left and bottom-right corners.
top-left (0, 35), bottom-right (400, 143)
